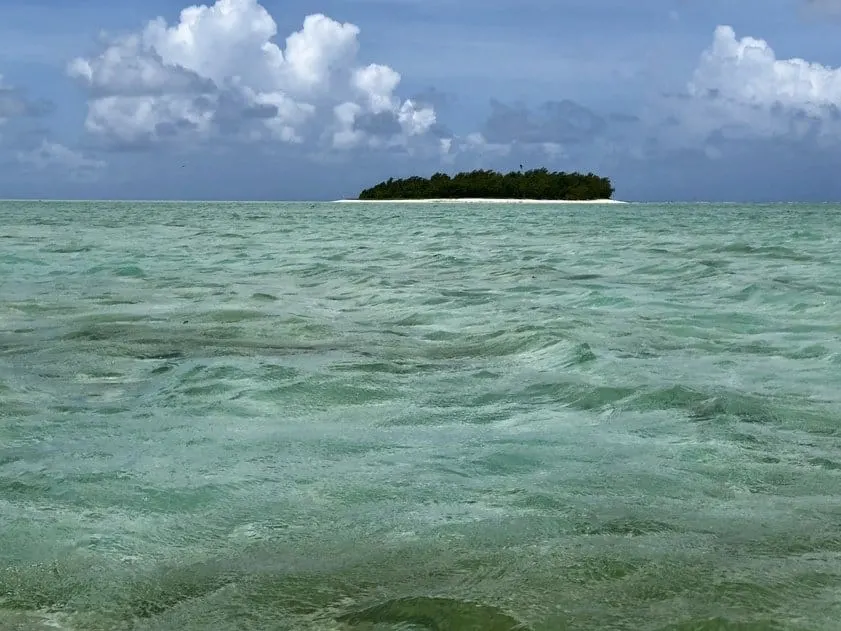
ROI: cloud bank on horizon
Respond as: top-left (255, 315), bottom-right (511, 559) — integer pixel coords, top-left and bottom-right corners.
top-left (1, 0), bottom-right (840, 201)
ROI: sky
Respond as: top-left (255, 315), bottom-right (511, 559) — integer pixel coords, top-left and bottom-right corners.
top-left (1, 0), bottom-right (840, 201)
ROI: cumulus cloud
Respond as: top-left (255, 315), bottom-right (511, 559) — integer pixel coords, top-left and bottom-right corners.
top-left (690, 26), bottom-right (841, 113)
top-left (673, 25), bottom-right (841, 144)
top-left (68, 0), bottom-right (437, 151)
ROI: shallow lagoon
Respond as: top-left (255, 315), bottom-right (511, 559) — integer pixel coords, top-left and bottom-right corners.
top-left (1, 200), bottom-right (840, 630)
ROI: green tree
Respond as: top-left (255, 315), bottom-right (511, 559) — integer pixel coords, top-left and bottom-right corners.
top-left (358, 168), bottom-right (614, 201)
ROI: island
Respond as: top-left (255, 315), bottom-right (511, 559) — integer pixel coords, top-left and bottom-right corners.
top-left (354, 168), bottom-right (615, 202)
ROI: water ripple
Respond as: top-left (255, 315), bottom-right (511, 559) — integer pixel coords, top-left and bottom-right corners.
top-left (2, 201), bottom-right (841, 630)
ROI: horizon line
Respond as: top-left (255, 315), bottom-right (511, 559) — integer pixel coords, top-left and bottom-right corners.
top-left (1, 198), bottom-right (840, 204)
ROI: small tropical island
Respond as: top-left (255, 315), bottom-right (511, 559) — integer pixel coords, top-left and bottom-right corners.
top-left (353, 168), bottom-right (616, 202)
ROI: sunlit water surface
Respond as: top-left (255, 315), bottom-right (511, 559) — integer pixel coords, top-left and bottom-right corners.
top-left (1, 201), bottom-right (841, 630)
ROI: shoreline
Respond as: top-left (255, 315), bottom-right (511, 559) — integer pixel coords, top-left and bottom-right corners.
top-left (334, 198), bottom-right (625, 204)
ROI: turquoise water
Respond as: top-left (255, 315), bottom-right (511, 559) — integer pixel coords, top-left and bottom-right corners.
top-left (1, 200), bottom-right (841, 630)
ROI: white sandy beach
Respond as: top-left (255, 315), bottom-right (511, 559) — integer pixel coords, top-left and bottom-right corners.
top-left (334, 198), bottom-right (625, 204)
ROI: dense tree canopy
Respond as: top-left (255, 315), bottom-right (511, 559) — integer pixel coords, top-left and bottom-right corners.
top-left (358, 168), bottom-right (614, 200)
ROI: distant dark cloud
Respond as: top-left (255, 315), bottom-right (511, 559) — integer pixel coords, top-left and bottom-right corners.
top-left (801, 0), bottom-right (841, 16)
top-left (607, 112), bottom-right (640, 124)
top-left (409, 87), bottom-right (457, 112)
top-left (620, 133), bottom-right (841, 201)
top-left (353, 111), bottom-right (403, 137)
top-left (0, 81), bottom-right (57, 166)
top-left (427, 122), bottom-right (454, 139)
top-left (481, 99), bottom-right (607, 145)
top-left (16, 140), bottom-right (105, 181)
top-left (212, 91), bottom-right (280, 136)
top-left (0, 85), bottom-right (53, 119)
top-left (154, 118), bottom-right (202, 139)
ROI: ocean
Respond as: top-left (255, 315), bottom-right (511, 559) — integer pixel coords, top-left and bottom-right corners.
top-left (1, 200), bottom-right (840, 630)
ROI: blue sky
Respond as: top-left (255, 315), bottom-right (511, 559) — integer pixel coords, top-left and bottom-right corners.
top-left (1, 0), bottom-right (840, 201)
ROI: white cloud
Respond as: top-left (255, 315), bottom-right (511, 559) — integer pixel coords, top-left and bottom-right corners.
top-left (398, 99), bottom-right (436, 136)
top-left (17, 140), bottom-right (106, 180)
top-left (672, 25), bottom-right (841, 144)
top-left (68, 0), bottom-right (437, 151)
top-left (690, 26), bottom-right (841, 114)
top-left (351, 64), bottom-right (400, 114)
